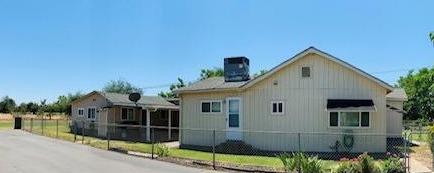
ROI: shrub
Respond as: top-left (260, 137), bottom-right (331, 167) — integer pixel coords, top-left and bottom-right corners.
top-left (335, 159), bottom-right (361, 173)
top-left (358, 153), bottom-right (381, 173)
top-left (277, 152), bottom-right (323, 173)
top-left (382, 156), bottom-right (405, 173)
top-left (155, 143), bottom-right (169, 157)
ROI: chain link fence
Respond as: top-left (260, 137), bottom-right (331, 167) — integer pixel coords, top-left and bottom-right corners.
top-left (20, 118), bottom-right (415, 172)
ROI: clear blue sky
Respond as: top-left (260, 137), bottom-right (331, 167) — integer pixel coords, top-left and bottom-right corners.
top-left (0, 0), bottom-right (433, 104)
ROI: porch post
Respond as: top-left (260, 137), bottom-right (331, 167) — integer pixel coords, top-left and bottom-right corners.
top-left (146, 109), bottom-right (151, 141)
top-left (168, 110), bottom-right (172, 140)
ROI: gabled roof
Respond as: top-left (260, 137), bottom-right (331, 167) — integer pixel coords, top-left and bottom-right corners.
top-left (73, 91), bottom-right (178, 109)
top-left (386, 88), bottom-right (408, 101)
top-left (175, 47), bottom-right (394, 94)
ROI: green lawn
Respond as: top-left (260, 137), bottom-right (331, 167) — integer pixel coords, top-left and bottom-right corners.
top-left (0, 120), bottom-right (13, 131)
top-left (19, 119), bottom-right (393, 171)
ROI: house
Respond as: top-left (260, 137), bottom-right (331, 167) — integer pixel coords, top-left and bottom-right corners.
top-left (71, 91), bottom-right (179, 142)
top-left (174, 47), bottom-right (407, 153)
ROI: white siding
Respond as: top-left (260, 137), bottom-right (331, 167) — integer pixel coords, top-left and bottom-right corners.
top-left (181, 53), bottom-right (389, 152)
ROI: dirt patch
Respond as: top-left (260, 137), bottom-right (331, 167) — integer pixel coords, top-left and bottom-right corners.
top-left (410, 143), bottom-right (433, 170)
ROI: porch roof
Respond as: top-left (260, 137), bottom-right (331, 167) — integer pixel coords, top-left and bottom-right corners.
top-left (101, 92), bottom-right (179, 110)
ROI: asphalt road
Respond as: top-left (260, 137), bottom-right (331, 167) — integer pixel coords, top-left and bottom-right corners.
top-left (0, 130), bottom-right (215, 173)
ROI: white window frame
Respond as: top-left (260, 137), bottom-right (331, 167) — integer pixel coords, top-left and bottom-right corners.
top-left (200, 100), bottom-right (222, 114)
top-left (328, 111), bottom-right (371, 129)
top-left (87, 107), bottom-right (96, 120)
top-left (121, 107), bottom-right (135, 121)
top-left (271, 101), bottom-right (285, 115)
top-left (78, 108), bottom-right (84, 117)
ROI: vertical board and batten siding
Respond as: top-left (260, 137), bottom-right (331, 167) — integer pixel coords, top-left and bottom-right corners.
top-left (386, 100), bottom-right (404, 135)
top-left (181, 53), bottom-right (389, 152)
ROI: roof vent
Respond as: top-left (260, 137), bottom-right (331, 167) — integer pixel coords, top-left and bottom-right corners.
top-left (224, 57), bottom-right (250, 82)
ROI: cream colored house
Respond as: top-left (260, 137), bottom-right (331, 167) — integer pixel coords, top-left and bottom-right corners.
top-left (71, 91), bottom-right (179, 142)
top-left (175, 47), bottom-right (407, 153)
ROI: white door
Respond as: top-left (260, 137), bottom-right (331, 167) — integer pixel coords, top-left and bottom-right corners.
top-left (226, 97), bottom-right (242, 140)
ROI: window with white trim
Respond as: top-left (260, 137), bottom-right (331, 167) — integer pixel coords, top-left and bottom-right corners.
top-left (87, 108), bottom-right (96, 119)
top-left (121, 108), bottom-right (134, 121)
top-left (201, 101), bottom-right (222, 113)
top-left (78, 108), bottom-right (84, 116)
top-left (329, 111), bottom-right (370, 128)
top-left (271, 101), bottom-right (284, 114)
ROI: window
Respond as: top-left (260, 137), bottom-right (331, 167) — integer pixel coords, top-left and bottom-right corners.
top-left (78, 108), bottom-right (84, 116)
top-left (271, 101), bottom-right (284, 114)
top-left (329, 112), bottom-right (370, 128)
top-left (201, 101), bottom-right (222, 113)
top-left (301, 66), bottom-right (311, 78)
top-left (121, 108), bottom-right (134, 121)
top-left (87, 108), bottom-right (96, 120)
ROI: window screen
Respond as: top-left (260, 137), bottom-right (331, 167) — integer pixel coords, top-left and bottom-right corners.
top-left (302, 67), bottom-right (311, 77)
top-left (329, 112), bottom-right (338, 127)
top-left (361, 112), bottom-right (370, 127)
top-left (201, 102), bottom-right (211, 113)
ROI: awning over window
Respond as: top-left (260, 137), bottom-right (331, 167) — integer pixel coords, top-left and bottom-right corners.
top-left (327, 99), bottom-right (376, 111)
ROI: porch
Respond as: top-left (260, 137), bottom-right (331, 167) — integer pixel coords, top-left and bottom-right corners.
top-left (98, 105), bottom-right (179, 142)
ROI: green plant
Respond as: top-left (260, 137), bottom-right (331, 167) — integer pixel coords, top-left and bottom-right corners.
top-left (277, 152), bottom-right (323, 173)
top-left (358, 153), bottom-right (380, 173)
top-left (334, 160), bottom-right (362, 173)
top-left (382, 156), bottom-right (405, 173)
top-left (155, 143), bottom-right (170, 157)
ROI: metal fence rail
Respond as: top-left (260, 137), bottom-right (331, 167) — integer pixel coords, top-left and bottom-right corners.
top-left (20, 118), bottom-right (414, 172)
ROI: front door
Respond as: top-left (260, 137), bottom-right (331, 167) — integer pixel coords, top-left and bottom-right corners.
top-left (226, 97), bottom-right (242, 140)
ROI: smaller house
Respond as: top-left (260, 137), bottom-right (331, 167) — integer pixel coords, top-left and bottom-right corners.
top-left (71, 91), bottom-right (179, 142)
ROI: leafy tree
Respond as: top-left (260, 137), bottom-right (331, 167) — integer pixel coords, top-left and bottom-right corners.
top-left (430, 31), bottom-right (434, 43)
top-left (0, 96), bottom-right (16, 113)
top-left (200, 67), bottom-right (224, 80)
top-left (26, 102), bottom-right (40, 114)
top-left (102, 79), bottom-right (143, 94)
top-left (398, 66), bottom-right (434, 120)
top-left (253, 69), bottom-right (269, 78)
top-left (16, 103), bottom-right (28, 113)
top-left (159, 78), bottom-right (186, 98)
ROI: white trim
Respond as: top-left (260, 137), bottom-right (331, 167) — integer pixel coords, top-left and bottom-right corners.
top-left (86, 107), bottom-right (97, 120)
top-left (270, 101), bottom-right (285, 115)
top-left (120, 107), bottom-right (135, 121)
top-left (78, 108), bottom-right (85, 117)
top-left (226, 97), bottom-right (243, 140)
top-left (328, 111), bottom-right (371, 129)
top-left (200, 100), bottom-right (223, 114)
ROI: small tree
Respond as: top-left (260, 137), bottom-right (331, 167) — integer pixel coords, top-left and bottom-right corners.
top-left (159, 78), bottom-right (186, 98)
top-left (430, 31), bottom-right (434, 43)
top-left (200, 67), bottom-right (224, 80)
top-left (0, 96), bottom-right (16, 113)
top-left (102, 79), bottom-right (143, 94)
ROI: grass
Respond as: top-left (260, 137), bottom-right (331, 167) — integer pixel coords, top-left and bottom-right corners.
top-left (16, 119), bottom-right (394, 171)
top-left (0, 120), bottom-right (13, 130)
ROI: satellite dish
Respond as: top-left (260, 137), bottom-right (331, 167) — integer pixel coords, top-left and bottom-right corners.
top-left (128, 93), bottom-right (141, 103)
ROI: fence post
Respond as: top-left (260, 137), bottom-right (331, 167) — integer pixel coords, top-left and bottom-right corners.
top-left (298, 132), bottom-right (301, 152)
top-left (151, 128), bottom-right (155, 159)
top-left (41, 118), bottom-right (44, 135)
top-left (107, 125), bottom-right (110, 150)
top-left (30, 118), bottom-right (33, 132)
top-left (403, 132), bottom-right (408, 173)
top-left (82, 121), bottom-right (85, 144)
top-left (74, 122), bottom-right (77, 142)
top-left (56, 119), bottom-right (59, 138)
top-left (212, 129), bottom-right (216, 170)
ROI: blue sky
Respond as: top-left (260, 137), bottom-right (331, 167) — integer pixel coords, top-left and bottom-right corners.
top-left (0, 0), bottom-right (433, 104)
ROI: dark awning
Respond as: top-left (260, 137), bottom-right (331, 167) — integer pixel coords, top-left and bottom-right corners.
top-left (327, 99), bottom-right (376, 111)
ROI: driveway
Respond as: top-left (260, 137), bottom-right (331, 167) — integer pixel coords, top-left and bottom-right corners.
top-left (0, 130), bottom-right (216, 173)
